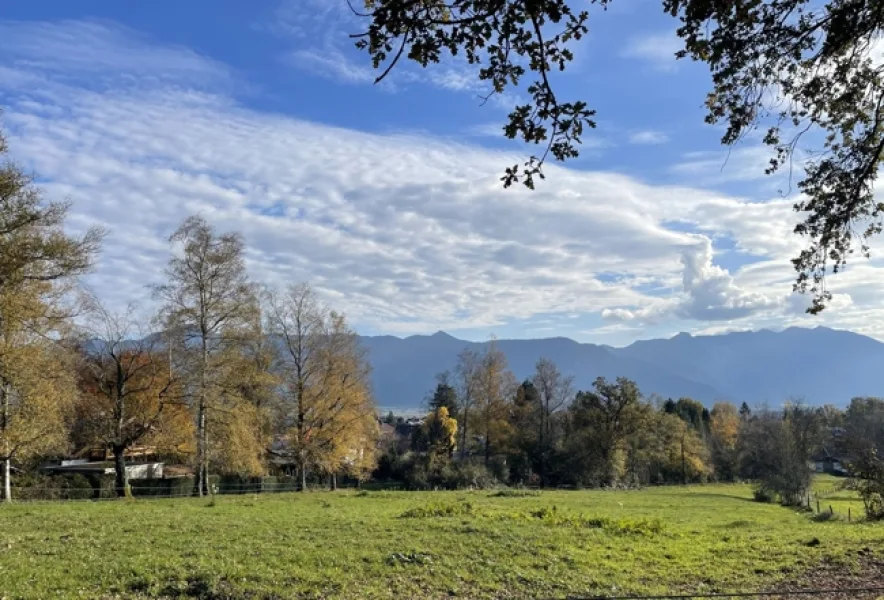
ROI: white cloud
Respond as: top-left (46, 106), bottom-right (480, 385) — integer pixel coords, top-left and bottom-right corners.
top-left (0, 19), bottom-right (230, 89)
top-left (621, 33), bottom-right (682, 71)
top-left (4, 19), bottom-right (884, 342)
top-left (677, 238), bottom-right (782, 320)
top-left (601, 237), bottom-right (782, 324)
top-left (629, 130), bottom-right (668, 145)
top-left (263, 1), bottom-right (526, 109)
top-left (287, 49), bottom-right (377, 85)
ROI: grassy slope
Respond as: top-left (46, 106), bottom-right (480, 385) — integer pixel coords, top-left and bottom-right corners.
top-left (0, 478), bottom-right (879, 599)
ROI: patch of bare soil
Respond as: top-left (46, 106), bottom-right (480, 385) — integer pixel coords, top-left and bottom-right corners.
top-left (767, 547), bottom-right (884, 600)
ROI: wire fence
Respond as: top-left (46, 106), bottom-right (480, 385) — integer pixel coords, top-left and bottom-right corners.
top-left (6, 480), bottom-right (366, 503)
top-left (567, 588), bottom-right (884, 600)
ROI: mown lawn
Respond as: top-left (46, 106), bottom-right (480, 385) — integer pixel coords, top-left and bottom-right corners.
top-left (0, 478), bottom-right (880, 599)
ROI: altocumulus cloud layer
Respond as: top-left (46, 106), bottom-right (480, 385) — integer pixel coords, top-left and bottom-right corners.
top-left (0, 19), bottom-right (881, 343)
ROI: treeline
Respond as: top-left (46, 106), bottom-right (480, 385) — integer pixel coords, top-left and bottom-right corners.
top-left (0, 129), bottom-right (378, 501)
top-left (2, 126), bottom-right (884, 517)
top-left (376, 343), bottom-right (884, 517)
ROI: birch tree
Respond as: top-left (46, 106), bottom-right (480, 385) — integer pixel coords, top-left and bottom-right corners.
top-left (531, 358), bottom-right (573, 487)
top-left (454, 348), bottom-right (480, 460)
top-left (152, 215), bottom-right (256, 496)
top-left (0, 127), bottom-right (103, 502)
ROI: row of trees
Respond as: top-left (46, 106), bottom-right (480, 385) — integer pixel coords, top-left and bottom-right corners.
top-left (0, 130), bottom-right (378, 501)
top-left (3, 124), bottom-right (883, 513)
top-left (382, 342), bottom-right (883, 514)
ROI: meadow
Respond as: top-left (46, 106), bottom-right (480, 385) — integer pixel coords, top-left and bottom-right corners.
top-left (0, 479), bottom-right (880, 600)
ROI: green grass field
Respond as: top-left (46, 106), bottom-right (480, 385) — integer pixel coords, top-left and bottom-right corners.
top-left (0, 478), bottom-right (880, 599)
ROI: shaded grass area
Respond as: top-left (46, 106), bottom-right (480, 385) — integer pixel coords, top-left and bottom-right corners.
top-left (0, 479), bottom-right (880, 599)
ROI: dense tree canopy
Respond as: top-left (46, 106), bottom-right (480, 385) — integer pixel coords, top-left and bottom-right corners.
top-left (356, 0), bottom-right (884, 312)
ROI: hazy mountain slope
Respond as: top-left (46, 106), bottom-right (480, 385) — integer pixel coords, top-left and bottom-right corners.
top-left (612, 326), bottom-right (884, 406)
top-left (360, 331), bottom-right (725, 410)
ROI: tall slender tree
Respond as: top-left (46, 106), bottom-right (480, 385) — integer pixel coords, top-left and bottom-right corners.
top-left (454, 348), bottom-right (480, 460)
top-left (531, 358), bottom-right (573, 487)
top-left (0, 126), bottom-right (104, 502)
top-left (472, 340), bottom-right (517, 465)
top-left (152, 215), bottom-right (256, 497)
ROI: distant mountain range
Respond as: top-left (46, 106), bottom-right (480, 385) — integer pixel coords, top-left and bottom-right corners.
top-left (360, 327), bottom-right (884, 410)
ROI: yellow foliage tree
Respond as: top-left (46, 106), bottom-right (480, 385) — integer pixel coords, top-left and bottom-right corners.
top-left (422, 406), bottom-right (458, 457)
top-left (660, 413), bottom-right (711, 484)
top-left (0, 127), bottom-right (104, 501)
top-left (267, 284), bottom-right (378, 490)
top-left (472, 340), bottom-right (517, 465)
top-left (710, 402), bottom-right (741, 480)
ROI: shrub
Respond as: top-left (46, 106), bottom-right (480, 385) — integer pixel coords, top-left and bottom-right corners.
top-left (400, 501), bottom-right (479, 519)
top-left (753, 486), bottom-right (775, 503)
top-left (60, 474), bottom-right (94, 500)
top-left (489, 489), bottom-right (541, 498)
top-left (445, 462), bottom-right (499, 490)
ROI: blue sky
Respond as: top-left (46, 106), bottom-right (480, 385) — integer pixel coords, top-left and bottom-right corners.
top-left (0, 1), bottom-right (880, 346)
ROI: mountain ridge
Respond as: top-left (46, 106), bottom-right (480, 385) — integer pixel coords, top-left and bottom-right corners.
top-left (360, 326), bottom-right (884, 410)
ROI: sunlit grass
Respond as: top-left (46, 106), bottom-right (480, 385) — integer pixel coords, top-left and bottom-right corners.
top-left (0, 477), bottom-right (879, 599)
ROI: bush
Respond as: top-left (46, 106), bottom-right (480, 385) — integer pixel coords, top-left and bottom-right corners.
top-left (846, 449), bottom-right (884, 521)
top-left (445, 462), bottom-right (499, 490)
top-left (753, 486), bottom-right (775, 503)
top-left (130, 477), bottom-right (196, 498)
top-left (489, 489), bottom-right (541, 498)
top-left (400, 501), bottom-right (479, 519)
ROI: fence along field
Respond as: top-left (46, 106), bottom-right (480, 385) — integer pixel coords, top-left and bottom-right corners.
top-left (0, 478), bottom-right (881, 600)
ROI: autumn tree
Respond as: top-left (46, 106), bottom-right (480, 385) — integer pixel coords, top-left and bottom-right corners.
top-left (629, 410), bottom-right (710, 485)
top-left (739, 403), bottom-right (826, 505)
top-left (418, 406), bottom-right (458, 458)
top-left (453, 348), bottom-right (480, 460)
top-left (266, 283), bottom-right (377, 490)
top-left (472, 340), bottom-right (517, 466)
top-left (566, 377), bottom-right (651, 487)
top-left (530, 358), bottom-right (573, 487)
top-left (0, 126), bottom-right (104, 502)
top-left (209, 307), bottom-right (281, 478)
top-left (709, 402), bottom-right (740, 481)
top-left (76, 300), bottom-right (192, 497)
top-left (355, 0), bottom-right (884, 311)
top-left (0, 332), bottom-right (77, 503)
top-left (152, 215), bottom-right (257, 496)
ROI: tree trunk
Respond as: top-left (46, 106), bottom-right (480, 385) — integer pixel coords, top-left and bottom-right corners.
top-left (460, 405), bottom-right (469, 461)
top-left (195, 404), bottom-right (206, 497)
top-left (195, 333), bottom-right (209, 498)
top-left (300, 463), bottom-right (307, 492)
top-left (681, 437), bottom-right (687, 486)
top-left (2, 457), bottom-right (10, 503)
top-left (1, 383), bottom-right (10, 503)
top-left (539, 404), bottom-right (546, 488)
top-left (331, 472), bottom-right (337, 491)
top-left (113, 444), bottom-right (129, 498)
